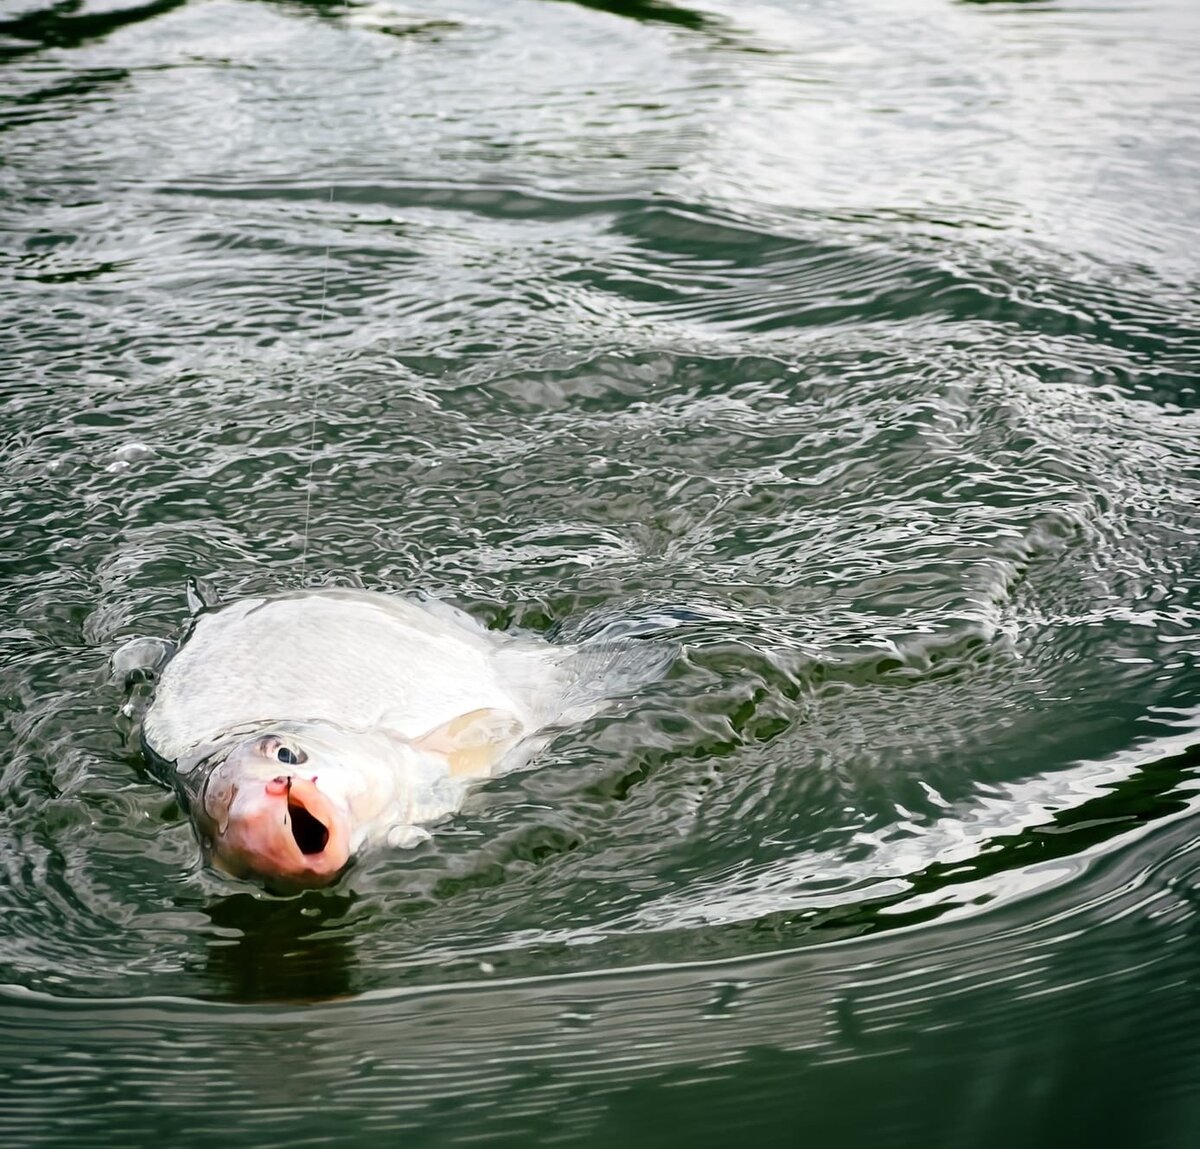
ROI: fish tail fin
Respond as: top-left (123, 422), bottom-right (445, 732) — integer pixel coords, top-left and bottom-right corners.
top-left (548, 638), bottom-right (677, 725)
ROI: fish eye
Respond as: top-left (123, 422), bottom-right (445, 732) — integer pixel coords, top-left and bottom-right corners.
top-left (256, 735), bottom-right (308, 766)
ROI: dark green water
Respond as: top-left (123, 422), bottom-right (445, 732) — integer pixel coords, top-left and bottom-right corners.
top-left (3, 0), bottom-right (1200, 1143)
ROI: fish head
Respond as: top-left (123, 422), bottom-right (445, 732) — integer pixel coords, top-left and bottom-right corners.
top-left (180, 709), bottom-right (515, 889)
top-left (194, 729), bottom-right (392, 889)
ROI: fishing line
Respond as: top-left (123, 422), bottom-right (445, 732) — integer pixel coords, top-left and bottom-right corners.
top-left (298, 1), bottom-right (353, 584)
top-left (298, 185), bottom-right (335, 584)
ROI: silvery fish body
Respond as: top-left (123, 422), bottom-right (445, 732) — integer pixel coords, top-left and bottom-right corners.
top-left (138, 588), bottom-right (669, 889)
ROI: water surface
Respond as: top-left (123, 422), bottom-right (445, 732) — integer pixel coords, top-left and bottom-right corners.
top-left (2, 0), bottom-right (1199, 1144)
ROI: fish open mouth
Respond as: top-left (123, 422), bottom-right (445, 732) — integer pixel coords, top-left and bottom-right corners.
top-left (287, 796), bottom-right (331, 855)
top-left (208, 767), bottom-right (350, 887)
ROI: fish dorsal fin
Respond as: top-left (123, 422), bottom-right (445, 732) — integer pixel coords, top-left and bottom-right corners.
top-left (411, 708), bottom-right (525, 778)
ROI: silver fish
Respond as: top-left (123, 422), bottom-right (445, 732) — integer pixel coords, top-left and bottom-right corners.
top-left (136, 588), bottom-right (671, 889)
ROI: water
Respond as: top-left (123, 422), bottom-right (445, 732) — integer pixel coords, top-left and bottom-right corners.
top-left (2, 0), bottom-right (1199, 1143)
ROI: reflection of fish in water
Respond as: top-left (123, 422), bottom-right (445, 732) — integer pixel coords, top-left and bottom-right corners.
top-left (135, 588), bottom-right (673, 890)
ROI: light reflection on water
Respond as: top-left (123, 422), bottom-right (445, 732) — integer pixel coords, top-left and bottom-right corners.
top-left (2, 0), bottom-right (1199, 1142)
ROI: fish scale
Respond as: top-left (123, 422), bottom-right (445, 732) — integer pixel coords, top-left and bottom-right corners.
top-left (143, 589), bottom-right (554, 764)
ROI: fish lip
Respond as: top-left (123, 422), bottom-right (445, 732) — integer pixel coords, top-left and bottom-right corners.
top-left (212, 775), bottom-right (353, 888)
top-left (283, 776), bottom-right (351, 872)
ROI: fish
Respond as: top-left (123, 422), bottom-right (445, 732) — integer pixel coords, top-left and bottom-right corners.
top-left (134, 587), bottom-right (672, 890)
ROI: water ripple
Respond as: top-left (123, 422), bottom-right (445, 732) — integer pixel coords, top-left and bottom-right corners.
top-left (2, 0), bottom-right (1199, 1140)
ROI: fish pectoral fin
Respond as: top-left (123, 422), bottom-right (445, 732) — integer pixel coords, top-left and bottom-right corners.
top-left (412, 708), bottom-right (526, 777)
